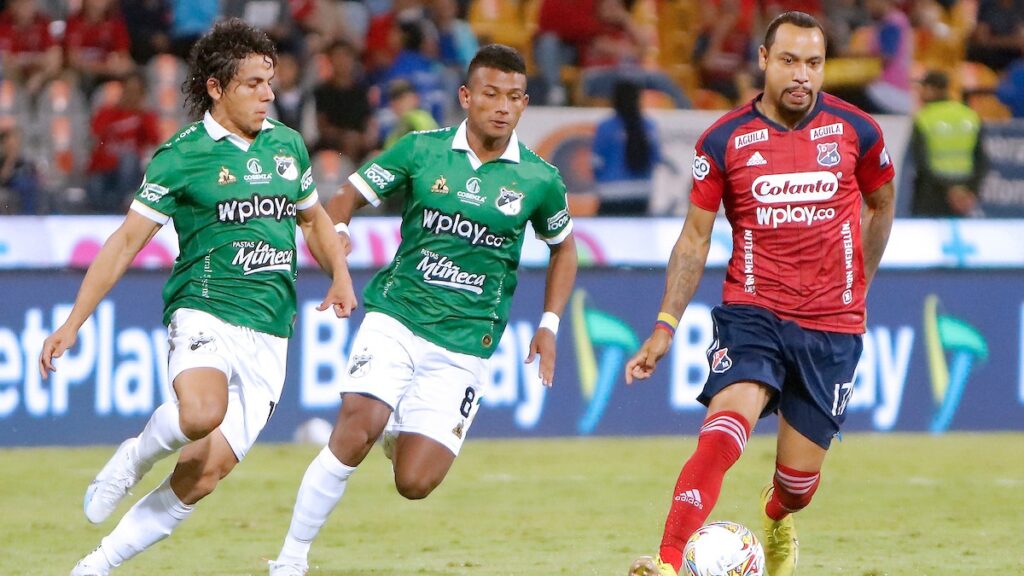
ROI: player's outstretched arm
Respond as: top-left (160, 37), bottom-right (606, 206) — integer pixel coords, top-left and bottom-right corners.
top-left (39, 210), bottom-right (161, 378)
top-left (625, 204), bottom-right (716, 384)
top-left (861, 180), bottom-right (895, 288)
top-left (298, 203), bottom-right (358, 318)
top-left (526, 233), bottom-right (578, 387)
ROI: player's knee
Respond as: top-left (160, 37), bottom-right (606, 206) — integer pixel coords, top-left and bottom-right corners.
top-left (191, 470), bottom-right (222, 501)
top-left (178, 406), bottom-right (225, 440)
top-left (170, 461), bottom-right (225, 505)
top-left (327, 427), bottom-right (376, 466)
top-left (394, 473), bottom-right (439, 500)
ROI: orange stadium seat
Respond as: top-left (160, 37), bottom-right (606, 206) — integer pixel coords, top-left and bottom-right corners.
top-left (966, 93), bottom-right (1012, 122)
top-left (469, 0), bottom-right (530, 55)
top-left (692, 88), bottom-right (733, 110)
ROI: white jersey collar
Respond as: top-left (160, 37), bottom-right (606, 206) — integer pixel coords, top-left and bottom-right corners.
top-left (452, 120), bottom-right (520, 170)
top-left (203, 111), bottom-right (274, 152)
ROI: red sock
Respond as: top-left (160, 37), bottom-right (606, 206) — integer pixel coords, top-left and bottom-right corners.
top-left (658, 411), bottom-right (751, 571)
top-left (765, 462), bottom-right (820, 521)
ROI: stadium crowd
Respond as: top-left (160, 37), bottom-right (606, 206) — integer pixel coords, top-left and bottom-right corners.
top-left (0, 0), bottom-right (1020, 216)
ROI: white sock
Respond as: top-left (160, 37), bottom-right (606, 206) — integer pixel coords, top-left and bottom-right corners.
top-left (133, 402), bottom-right (190, 474)
top-left (277, 446), bottom-right (357, 565)
top-left (100, 476), bottom-right (194, 566)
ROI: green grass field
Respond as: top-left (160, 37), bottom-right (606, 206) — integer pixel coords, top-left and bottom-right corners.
top-left (2, 433), bottom-right (1022, 575)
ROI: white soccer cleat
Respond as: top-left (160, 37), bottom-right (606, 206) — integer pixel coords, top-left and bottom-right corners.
top-left (268, 559), bottom-right (308, 575)
top-left (70, 547), bottom-right (111, 576)
top-left (84, 438), bottom-right (143, 524)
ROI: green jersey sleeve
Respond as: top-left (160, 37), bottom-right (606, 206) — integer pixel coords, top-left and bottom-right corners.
top-left (132, 147), bottom-right (186, 225)
top-left (295, 140), bottom-right (318, 209)
top-left (348, 132), bottom-right (417, 206)
top-left (529, 170), bottom-right (573, 245)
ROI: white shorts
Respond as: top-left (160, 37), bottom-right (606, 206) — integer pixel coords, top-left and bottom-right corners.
top-left (167, 308), bottom-right (288, 461)
top-left (339, 312), bottom-right (487, 456)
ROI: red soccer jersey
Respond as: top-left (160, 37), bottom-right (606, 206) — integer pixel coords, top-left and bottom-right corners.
top-left (689, 93), bottom-right (895, 334)
top-left (0, 12), bottom-right (55, 55)
top-left (63, 13), bottom-right (131, 66)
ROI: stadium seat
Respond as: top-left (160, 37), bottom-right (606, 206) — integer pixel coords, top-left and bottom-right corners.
top-left (469, 0), bottom-right (530, 56)
top-left (958, 61), bottom-right (1000, 92)
top-left (692, 88), bottom-right (733, 110)
top-left (966, 92), bottom-right (1012, 121)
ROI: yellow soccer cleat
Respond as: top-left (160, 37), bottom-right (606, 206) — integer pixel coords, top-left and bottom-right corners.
top-left (627, 555), bottom-right (677, 576)
top-left (760, 486), bottom-right (799, 576)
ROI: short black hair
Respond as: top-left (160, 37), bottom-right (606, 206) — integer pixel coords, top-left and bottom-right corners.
top-left (763, 11), bottom-right (827, 54)
top-left (467, 44), bottom-right (527, 81)
top-left (182, 18), bottom-right (277, 118)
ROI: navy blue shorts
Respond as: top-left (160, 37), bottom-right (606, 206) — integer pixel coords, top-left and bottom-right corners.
top-left (698, 304), bottom-right (863, 449)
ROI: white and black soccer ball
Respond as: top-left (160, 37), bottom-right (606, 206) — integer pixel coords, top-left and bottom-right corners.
top-left (682, 521), bottom-right (765, 576)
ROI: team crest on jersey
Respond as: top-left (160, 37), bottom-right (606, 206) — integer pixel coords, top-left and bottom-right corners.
top-left (431, 175), bottom-right (449, 194)
top-left (218, 166), bottom-right (236, 185)
top-left (496, 187), bottom-right (523, 216)
top-left (452, 420), bottom-right (465, 439)
top-left (711, 348), bottom-right (733, 373)
top-left (274, 155), bottom-right (298, 180)
top-left (816, 142), bottom-right (841, 167)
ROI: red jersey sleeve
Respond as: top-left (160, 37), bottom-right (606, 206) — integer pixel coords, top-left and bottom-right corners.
top-left (689, 141), bottom-right (726, 212)
top-left (853, 115), bottom-right (895, 195)
top-left (112, 18), bottom-right (131, 53)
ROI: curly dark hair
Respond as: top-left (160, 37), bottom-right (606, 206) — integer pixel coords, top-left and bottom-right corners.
top-left (182, 18), bottom-right (277, 119)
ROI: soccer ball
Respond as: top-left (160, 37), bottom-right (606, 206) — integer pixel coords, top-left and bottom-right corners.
top-left (682, 521), bottom-right (765, 576)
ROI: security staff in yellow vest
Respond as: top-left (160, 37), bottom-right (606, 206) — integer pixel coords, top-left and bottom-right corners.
top-left (910, 70), bottom-right (988, 217)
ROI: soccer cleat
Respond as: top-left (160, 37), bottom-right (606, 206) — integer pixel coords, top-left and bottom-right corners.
top-left (69, 547), bottom-right (111, 576)
top-left (761, 485), bottom-right (799, 576)
top-left (84, 438), bottom-right (144, 524)
top-left (268, 560), bottom-right (308, 576)
top-left (627, 555), bottom-right (677, 576)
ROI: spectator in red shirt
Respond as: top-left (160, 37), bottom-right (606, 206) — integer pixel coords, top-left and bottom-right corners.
top-left (364, 0), bottom-right (425, 77)
top-left (64, 0), bottom-right (135, 96)
top-left (0, 0), bottom-right (62, 97)
top-left (579, 0), bottom-right (690, 108)
top-left (533, 0), bottom-right (603, 104)
top-left (86, 71), bottom-right (160, 213)
top-left (693, 0), bottom-right (757, 103)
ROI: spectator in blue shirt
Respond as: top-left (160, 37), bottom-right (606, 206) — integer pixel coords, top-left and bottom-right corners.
top-left (997, 59), bottom-right (1024, 118)
top-left (590, 80), bottom-right (662, 215)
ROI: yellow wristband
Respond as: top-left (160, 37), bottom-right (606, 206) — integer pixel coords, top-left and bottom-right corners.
top-left (657, 312), bottom-right (679, 330)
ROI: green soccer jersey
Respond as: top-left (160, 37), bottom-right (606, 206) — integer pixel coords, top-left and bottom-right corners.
top-left (132, 113), bottom-right (319, 337)
top-left (349, 122), bottom-right (573, 358)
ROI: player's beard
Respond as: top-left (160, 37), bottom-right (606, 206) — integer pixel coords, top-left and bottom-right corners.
top-left (779, 87), bottom-right (814, 116)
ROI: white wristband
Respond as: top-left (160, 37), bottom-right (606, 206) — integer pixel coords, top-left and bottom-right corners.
top-left (539, 312), bottom-right (560, 336)
top-left (334, 222), bottom-right (350, 235)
